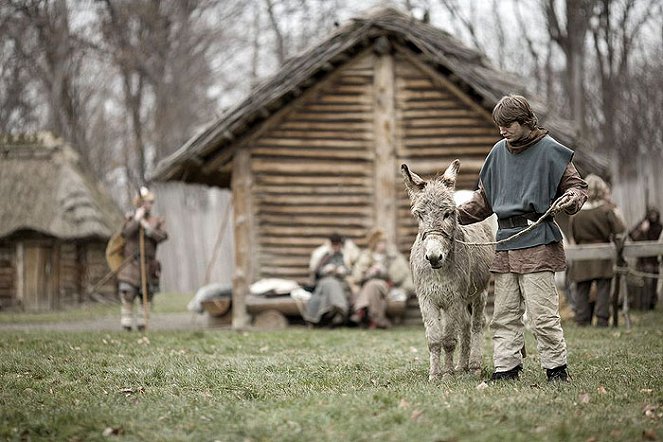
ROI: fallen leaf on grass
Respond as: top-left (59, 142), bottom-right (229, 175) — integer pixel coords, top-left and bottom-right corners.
top-left (398, 399), bottom-right (410, 409)
top-left (579, 392), bottom-right (591, 404)
top-left (102, 427), bottom-right (124, 437)
top-left (259, 346), bottom-right (270, 353)
top-left (609, 429), bottom-right (622, 439)
top-left (119, 387), bottom-right (145, 396)
top-left (641, 389), bottom-right (654, 394)
top-left (411, 409), bottom-right (423, 421)
top-left (585, 436), bottom-right (598, 442)
top-left (643, 404), bottom-right (658, 419)
top-left (409, 347), bottom-right (418, 353)
top-left (476, 381), bottom-right (489, 391)
top-left (642, 429), bottom-right (657, 441)
top-left (597, 385), bottom-right (607, 394)
top-left (136, 336), bottom-right (149, 345)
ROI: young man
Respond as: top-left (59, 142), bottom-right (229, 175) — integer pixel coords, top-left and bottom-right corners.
top-left (457, 95), bottom-right (588, 382)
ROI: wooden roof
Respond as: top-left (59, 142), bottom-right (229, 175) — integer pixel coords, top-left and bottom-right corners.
top-left (0, 133), bottom-right (123, 240)
top-left (151, 7), bottom-right (607, 187)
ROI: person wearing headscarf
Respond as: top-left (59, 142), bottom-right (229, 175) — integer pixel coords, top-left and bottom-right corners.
top-left (351, 228), bottom-right (413, 329)
top-left (568, 175), bottom-right (625, 326)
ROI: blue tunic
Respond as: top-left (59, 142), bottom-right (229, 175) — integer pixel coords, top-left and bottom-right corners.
top-left (480, 135), bottom-right (573, 251)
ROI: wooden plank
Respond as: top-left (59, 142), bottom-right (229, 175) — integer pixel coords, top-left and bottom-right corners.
top-left (255, 194), bottom-right (369, 205)
top-left (255, 138), bottom-right (370, 149)
top-left (259, 214), bottom-right (371, 227)
top-left (231, 149), bottom-right (253, 329)
top-left (267, 129), bottom-right (373, 140)
top-left (404, 117), bottom-right (486, 127)
top-left (402, 147), bottom-right (491, 157)
top-left (252, 159), bottom-right (369, 175)
top-left (253, 148), bottom-right (372, 161)
top-left (373, 53), bottom-right (398, 246)
top-left (286, 112), bottom-right (372, 122)
top-left (403, 109), bottom-right (480, 119)
top-left (300, 103), bottom-right (372, 113)
top-left (565, 240), bottom-right (663, 261)
top-left (256, 175), bottom-right (371, 186)
top-left (259, 236), bottom-right (356, 247)
top-left (279, 121), bottom-right (372, 131)
top-left (259, 225), bottom-right (368, 237)
top-left (404, 136), bottom-right (498, 147)
top-left (259, 206), bottom-right (371, 217)
top-left (255, 184), bottom-right (371, 195)
top-left (404, 126), bottom-right (496, 136)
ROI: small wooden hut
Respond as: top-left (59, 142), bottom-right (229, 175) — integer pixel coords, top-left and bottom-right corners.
top-left (152, 8), bottom-right (607, 327)
top-left (0, 133), bottom-right (123, 311)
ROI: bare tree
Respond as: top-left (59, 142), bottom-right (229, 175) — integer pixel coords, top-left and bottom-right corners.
top-left (544, 0), bottom-right (597, 133)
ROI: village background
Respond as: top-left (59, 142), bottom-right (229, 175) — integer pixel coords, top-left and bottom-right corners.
top-left (1, 0), bottom-right (662, 296)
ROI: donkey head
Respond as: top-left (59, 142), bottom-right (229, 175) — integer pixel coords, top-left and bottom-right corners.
top-left (401, 160), bottom-right (460, 269)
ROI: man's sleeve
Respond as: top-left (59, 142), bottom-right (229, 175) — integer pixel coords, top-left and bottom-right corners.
top-left (556, 162), bottom-right (588, 215)
top-left (457, 182), bottom-right (493, 225)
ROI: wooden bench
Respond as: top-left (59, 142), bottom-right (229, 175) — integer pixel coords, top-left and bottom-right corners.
top-left (202, 293), bottom-right (408, 329)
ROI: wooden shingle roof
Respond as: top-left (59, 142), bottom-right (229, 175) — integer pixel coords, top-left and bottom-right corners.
top-left (151, 7), bottom-right (607, 186)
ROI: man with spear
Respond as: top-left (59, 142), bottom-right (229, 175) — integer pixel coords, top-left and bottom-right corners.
top-left (117, 187), bottom-right (168, 331)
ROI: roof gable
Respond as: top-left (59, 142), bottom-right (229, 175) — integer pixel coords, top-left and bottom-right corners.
top-left (152, 7), bottom-right (607, 185)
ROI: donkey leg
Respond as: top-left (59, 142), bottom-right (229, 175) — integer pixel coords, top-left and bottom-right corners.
top-left (440, 309), bottom-right (458, 376)
top-left (455, 304), bottom-right (471, 372)
top-left (469, 290), bottom-right (488, 374)
top-left (419, 296), bottom-right (443, 381)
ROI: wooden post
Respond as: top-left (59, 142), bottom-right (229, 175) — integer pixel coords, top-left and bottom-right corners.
top-left (373, 48), bottom-right (398, 246)
top-left (16, 242), bottom-right (24, 306)
top-left (231, 148), bottom-right (253, 329)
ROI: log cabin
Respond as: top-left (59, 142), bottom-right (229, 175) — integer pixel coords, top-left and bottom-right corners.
top-left (151, 8), bottom-right (607, 327)
top-left (0, 133), bottom-right (123, 311)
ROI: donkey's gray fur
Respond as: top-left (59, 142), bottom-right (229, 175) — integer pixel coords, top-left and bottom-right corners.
top-left (402, 160), bottom-right (495, 381)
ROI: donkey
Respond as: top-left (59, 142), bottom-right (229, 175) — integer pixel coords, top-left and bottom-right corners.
top-left (401, 160), bottom-right (495, 381)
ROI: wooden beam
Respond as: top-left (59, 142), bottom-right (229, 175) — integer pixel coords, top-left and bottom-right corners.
top-left (231, 149), bottom-right (253, 329)
top-left (565, 240), bottom-right (663, 261)
top-left (373, 52), bottom-right (398, 246)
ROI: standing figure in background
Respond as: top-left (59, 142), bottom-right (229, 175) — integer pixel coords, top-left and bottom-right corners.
top-left (118, 187), bottom-right (168, 331)
top-left (351, 228), bottom-right (414, 329)
top-left (568, 175), bottom-right (625, 326)
top-left (304, 233), bottom-right (359, 327)
top-left (629, 207), bottom-right (662, 310)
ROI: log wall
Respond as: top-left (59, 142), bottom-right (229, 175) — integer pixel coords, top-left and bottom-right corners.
top-left (245, 49), bottom-right (499, 285)
top-left (251, 53), bottom-right (376, 284)
top-left (393, 50), bottom-right (497, 254)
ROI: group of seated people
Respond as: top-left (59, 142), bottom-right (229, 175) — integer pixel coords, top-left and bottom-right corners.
top-left (302, 228), bottom-right (414, 329)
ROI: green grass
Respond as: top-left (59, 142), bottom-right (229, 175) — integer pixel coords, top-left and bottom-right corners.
top-left (0, 292), bottom-right (191, 324)
top-left (1, 311), bottom-right (662, 441)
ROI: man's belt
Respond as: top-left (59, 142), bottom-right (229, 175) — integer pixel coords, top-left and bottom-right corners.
top-left (498, 213), bottom-right (547, 229)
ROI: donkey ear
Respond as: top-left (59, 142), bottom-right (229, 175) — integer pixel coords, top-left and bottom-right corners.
top-left (441, 159), bottom-right (460, 188)
top-left (401, 164), bottom-right (426, 194)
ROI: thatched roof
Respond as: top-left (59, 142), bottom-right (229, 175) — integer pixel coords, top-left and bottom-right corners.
top-left (151, 7), bottom-right (607, 187)
top-left (0, 133), bottom-right (123, 240)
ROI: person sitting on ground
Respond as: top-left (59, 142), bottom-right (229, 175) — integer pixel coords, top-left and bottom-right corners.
top-left (303, 233), bottom-right (359, 327)
top-left (568, 174), bottom-right (625, 327)
top-left (351, 228), bottom-right (414, 329)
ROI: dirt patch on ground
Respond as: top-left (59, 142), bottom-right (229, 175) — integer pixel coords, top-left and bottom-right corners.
top-left (0, 312), bottom-right (219, 332)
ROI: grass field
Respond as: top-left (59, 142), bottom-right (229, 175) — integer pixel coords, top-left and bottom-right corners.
top-left (1, 307), bottom-right (662, 441)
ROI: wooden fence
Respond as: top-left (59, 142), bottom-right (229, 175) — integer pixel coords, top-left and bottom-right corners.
top-left (565, 238), bottom-right (663, 329)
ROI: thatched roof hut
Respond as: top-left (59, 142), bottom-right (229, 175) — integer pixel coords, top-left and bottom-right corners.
top-left (152, 8), bottom-right (607, 327)
top-left (0, 133), bottom-right (123, 311)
